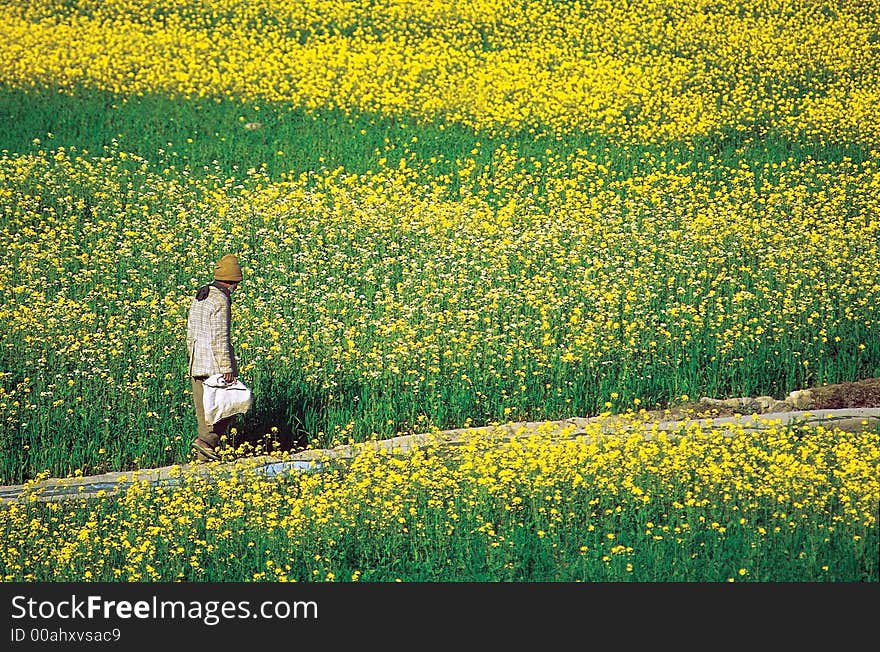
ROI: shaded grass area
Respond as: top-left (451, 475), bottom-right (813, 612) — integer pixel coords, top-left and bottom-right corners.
top-left (0, 84), bottom-right (870, 188)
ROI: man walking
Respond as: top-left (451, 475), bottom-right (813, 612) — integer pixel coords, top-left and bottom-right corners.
top-left (187, 253), bottom-right (243, 461)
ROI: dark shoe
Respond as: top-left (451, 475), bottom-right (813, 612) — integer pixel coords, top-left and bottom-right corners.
top-left (191, 439), bottom-right (221, 462)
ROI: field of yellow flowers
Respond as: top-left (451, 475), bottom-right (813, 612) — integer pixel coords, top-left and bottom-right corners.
top-left (3, 421), bottom-right (878, 581)
top-left (0, 0), bottom-right (878, 581)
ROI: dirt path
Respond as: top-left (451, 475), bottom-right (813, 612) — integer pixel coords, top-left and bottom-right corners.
top-left (3, 385), bottom-right (878, 504)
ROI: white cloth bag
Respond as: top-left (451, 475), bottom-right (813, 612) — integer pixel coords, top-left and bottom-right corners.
top-left (203, 374), bottom-right (253, 425)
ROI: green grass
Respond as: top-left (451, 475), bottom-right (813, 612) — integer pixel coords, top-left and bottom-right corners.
top-left (0, 83), bottom-right (870, 188)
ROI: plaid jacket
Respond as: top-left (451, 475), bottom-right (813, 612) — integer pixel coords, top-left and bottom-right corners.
top-left (186, 284), bottom-right (237, 377)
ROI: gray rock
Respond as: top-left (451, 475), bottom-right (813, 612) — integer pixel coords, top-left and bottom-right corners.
top-left (699, 396), bottom-right (762, 413)
top-left (789, 390), bottom-right (815, 410)
top-left (769, 399), bottom-right (791, 412)
top-left (755, 396), bottom-right (774, 411)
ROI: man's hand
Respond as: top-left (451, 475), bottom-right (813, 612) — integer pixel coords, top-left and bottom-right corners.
top-left (223, 372), bottom-right (236, 384)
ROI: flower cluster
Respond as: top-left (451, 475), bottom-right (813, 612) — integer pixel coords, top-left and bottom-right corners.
top-left (1, 421), bottom-right (876, 581)
top-left (0, 0), bottom-right (877, 145)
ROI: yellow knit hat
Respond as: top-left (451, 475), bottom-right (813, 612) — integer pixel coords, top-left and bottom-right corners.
top-left (214, 254), bottom-right (243, 282)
